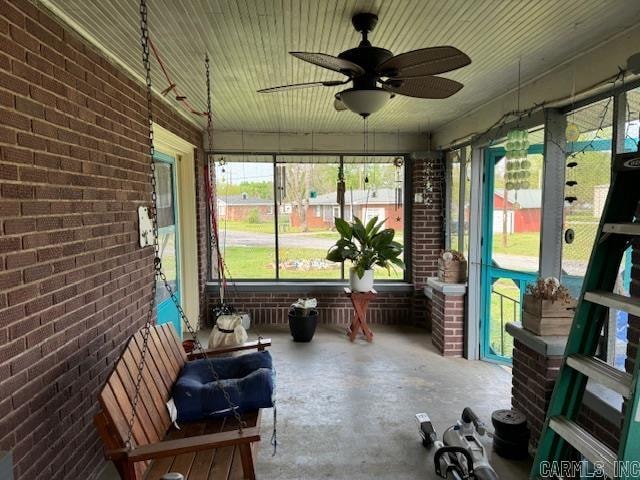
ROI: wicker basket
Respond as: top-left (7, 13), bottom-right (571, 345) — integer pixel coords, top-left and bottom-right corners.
top-left (522, 294), bottom-right (577, 336)
top-left (437, 258), bottom-right (467, 283)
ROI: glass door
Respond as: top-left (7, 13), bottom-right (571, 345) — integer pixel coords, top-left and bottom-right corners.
top-left (154, 152), bottom-right (181, 336)
top-left (480, 145), bottom-right (542, 363)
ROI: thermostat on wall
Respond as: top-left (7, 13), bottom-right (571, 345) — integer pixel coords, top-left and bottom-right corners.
top-left (138, 206), bottom-right (154, 247)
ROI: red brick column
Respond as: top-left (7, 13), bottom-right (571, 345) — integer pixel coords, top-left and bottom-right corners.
top-left (411, 154), bottom-right (444, 328)
top-left (510, 336), bottom-right (563, 450)
top-left (426, 278), bottom-right (465, 357)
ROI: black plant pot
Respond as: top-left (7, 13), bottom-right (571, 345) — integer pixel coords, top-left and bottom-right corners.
top-left (288, 309), bottom-right (318, 342)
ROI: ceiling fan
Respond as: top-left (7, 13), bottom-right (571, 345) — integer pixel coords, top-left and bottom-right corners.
top-left (257, 12), bottom-right (471, 118)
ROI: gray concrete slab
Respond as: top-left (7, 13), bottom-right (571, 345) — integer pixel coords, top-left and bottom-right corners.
top-left (98, 325), bottom-right (531, 480)
top-left (253, 324), bottom-right (531, 480)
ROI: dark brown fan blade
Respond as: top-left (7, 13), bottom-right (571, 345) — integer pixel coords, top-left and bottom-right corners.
top-left (290, 52), bottom-right (365, 76)
top-left (257, 80), bottom-right (345, 93)
top-left (378, 46), bottom-right (470, 77)
top-left (383, 76), bottom-right (463, 99)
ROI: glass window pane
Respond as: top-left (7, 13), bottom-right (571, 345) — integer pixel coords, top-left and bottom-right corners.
top-left (624, 87), bottom-right (640, 152)
top-left (462, 145), bottom-right (472, 259)
top-left (213, 154), bottom-right (275, 279)
top-left (343, 156), bottom-right (405, 280)
top-left (275, 156), bottom-right (342, 280)
top-left (491, 127), bottom-right (544, 273)
top-left (562, 98), bottom-right (613, 294)
top-left (154, 161), bottom-right (177, 305)
top-left (447, 150), bottom-right (461, 251)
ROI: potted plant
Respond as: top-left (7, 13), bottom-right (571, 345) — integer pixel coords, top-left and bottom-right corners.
top-left (437, 250), bottom-right (467, 283)
top-left (326, 216), bottom-right (404, 292)
top-left (522, 277), bottom-right (577, 336)
top-left (288, 298), bottom-right (318, 342)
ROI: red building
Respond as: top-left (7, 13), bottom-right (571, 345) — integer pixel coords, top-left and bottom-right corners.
top-left (493, 189), bottom-right (542, 233)
top-left (217, 194), bottom-right (274, 222)
top-left (290, 188), bottom-right (405, 231)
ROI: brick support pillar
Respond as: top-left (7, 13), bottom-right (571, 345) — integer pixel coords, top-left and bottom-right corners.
top-left (509, 335), bottom-right (564, 450)
top-left (425, 277), bottom-right (466, 357)
top-left (411, 153), bottom-right (444, 328)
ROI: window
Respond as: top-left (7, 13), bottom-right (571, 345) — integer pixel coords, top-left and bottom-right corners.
top-left (446, 145), bottom-right (472, 262)
top-left (562, 96), bottom-right (630, 372)
top-left (211, 154), bottom-right (408, 281)
top-left (214, 155), bottom-right (275, 279)
top-left (623, 87), bottom-right (640, 152)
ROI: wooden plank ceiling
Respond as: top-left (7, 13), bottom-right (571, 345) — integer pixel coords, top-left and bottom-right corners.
top-left (43, 0), bottom-right (640, 133)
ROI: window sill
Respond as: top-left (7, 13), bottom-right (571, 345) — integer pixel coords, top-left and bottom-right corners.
top-left (205, 281), bottom-right (415, 294)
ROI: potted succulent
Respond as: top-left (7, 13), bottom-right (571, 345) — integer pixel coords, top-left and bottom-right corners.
top-left (437, 250), bottom-right (467, 283)
top-left (326, 216), bottom-right (404, 292)
top-left (522, 277), bottom-right (577, 336)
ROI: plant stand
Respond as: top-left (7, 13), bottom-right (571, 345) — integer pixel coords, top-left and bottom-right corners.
top-left (344, 287), bottom-right (376, 342)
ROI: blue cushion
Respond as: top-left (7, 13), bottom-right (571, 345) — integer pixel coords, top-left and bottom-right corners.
top-left (173, 351), bottom-right (275, 422)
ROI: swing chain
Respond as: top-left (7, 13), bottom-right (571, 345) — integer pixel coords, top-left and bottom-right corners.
top-left (127, 0), bottom-right (245, 449)
top-left (124, 0), bottom-right (160, 450)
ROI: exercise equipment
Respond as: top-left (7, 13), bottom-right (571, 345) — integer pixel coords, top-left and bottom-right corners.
top-left (417, 408), bottom-right (500, 480)
top-left (491, 409), bottom-right (529, 460)
top-left (532, 150), bottom-right (640, 479)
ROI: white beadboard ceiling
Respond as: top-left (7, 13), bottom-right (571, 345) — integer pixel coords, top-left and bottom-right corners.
top-left (43, 0), bottom-right (640, 133)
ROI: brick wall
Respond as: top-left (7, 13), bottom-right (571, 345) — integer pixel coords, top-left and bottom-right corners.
top-left (511, 339), bottom-right (563, 450)
top-left (430, 289), bottom-right (465, 356)
top-left (411, 154), bottom-right (445, 328)
top-left (511, 339), bottom-right (620, 453)
top-left (0, 2), bottom-right (204, 479)
top-left (206, 289), bottom-right (412, 328)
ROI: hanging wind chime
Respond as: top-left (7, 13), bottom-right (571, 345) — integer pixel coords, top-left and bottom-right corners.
top-left (504, 59), bottom-right (531, 192)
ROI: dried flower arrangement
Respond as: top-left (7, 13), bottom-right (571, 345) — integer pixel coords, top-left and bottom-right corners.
top-left (438, 250), bottom-right (467, 283)
top-left (522, 277), bottom-right (576, 336)
top-left (525, 277), bottom-right (573, 303)
top-left (439, 249), bottom-right (466, 262)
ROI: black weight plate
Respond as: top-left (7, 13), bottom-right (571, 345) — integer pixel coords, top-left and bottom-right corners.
top-left (491, 409), bottom-right (528, 437)
top-left (493, 433), bottom-right (529, 460)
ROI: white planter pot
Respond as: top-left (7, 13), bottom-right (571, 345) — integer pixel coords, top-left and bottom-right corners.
top-left (349, 268), bottom-right (374, 292)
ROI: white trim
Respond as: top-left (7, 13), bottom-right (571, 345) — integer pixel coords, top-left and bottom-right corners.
top-left (426, 277), bottom-right (467, 295)
top-left (155, 125), bottom-right (199, 333)
top-left (539, 109), bottom-right (567, 278)
top-left (465, 145), bottom-right (485, 360)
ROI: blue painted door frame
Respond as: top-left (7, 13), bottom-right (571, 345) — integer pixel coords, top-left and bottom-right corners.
top-left (480, 147), bottom-right (537, 364)
top-left (154, 151), bottom-right (182, 337)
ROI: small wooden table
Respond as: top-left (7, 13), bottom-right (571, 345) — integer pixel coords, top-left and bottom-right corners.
top-left (344, 287), bottom-right (377, 342)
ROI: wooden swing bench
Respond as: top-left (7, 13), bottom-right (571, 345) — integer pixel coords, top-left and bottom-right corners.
top-left (94, 323), bottom-right (271, 480)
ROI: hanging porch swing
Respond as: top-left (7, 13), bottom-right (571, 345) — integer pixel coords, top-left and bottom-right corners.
top-left (93, 2), bottom-right (275, 478)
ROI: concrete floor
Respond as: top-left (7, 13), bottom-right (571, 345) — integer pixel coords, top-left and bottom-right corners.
top-left (99, 324), bottom-right (531, 479)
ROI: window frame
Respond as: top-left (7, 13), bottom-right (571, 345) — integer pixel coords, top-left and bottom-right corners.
top-left (208, 152), bottom-right (412, 284)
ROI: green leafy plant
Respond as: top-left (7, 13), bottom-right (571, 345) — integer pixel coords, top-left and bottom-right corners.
top-left (326, 216), bottom-right (404, 279)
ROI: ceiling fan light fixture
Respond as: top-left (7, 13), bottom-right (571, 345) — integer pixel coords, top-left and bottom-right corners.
top-left (338, 88), bottom-right (391, 118)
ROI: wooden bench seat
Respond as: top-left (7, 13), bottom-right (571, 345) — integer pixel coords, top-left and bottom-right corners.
top-left (94, 323), bottom-right (271, 480)
top-left (144, 411), bottom-right (260, 480)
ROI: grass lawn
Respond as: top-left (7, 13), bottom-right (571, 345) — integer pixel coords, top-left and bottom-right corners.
top-left (222, 246), bottom-right (404, 280)
top-left (491, 217), bottom-right (598, 262)
top-left (488, 279), bottom-right (521, 359)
